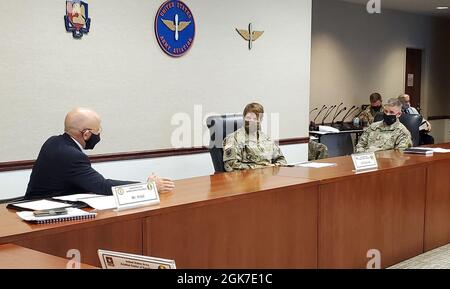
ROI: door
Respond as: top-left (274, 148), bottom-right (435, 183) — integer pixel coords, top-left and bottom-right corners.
top-left (405, 48), bottom-right (422, 110)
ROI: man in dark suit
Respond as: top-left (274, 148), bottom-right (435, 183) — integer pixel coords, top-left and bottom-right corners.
top-left (26, 107), bottom-right (175, 199)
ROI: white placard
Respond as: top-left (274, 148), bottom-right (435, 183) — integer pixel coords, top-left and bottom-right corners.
top-left (98, 249), bottom-right (176, 269)
top-left (112, 182), bottom-right (160, 211)
top-left (351, 152), bottom-right (378, 171)
top-left (407, 74), bottom-right (414, 87)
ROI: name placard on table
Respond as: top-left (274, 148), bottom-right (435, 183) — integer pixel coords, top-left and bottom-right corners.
top-left (351, 152), bottom-right (378, 171)
top-left (98, 249), bottom-right (176, 269)
top-left (111, 182), bottom-right (160, 211)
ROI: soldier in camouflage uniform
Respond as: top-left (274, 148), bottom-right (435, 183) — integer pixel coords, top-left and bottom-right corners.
top-left (223, 103), bottom-right (286, 172)
top-left (356, 98), bottom-right (412, 153)
top-left (359, 92), bottom-right (383, 125)
top-left (308, 140), bottom-right (328, 161)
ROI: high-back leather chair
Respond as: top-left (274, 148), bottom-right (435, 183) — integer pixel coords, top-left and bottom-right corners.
top-left (319, 133), bottom-right (354, 157)
top-left (399, 114), bottom-right (422, 147)
top-left (206, 114), bottom-right (243, 173)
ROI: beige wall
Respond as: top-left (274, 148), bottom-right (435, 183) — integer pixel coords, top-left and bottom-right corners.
top-left (0, 0), bottom-right (312, 162)
top-left (311, 0), bottom-right (450, 126)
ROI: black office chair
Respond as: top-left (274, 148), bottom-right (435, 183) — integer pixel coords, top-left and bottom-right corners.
top-left (373, 112), bottom-right (384, 123)
top-left (399, 114), bottom-right (422, 147)
top-left (206, 114), bottom-right (243, 173)
top-left (319, 133), bottom-right (354, 157)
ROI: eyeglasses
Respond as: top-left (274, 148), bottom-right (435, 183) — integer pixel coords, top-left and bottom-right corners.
top-left (81, 126), bottom-right (102, 134)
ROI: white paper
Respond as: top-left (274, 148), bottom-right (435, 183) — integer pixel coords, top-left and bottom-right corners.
top-left (53, 194), bottom-right (103, 202)
top-left (80, 196), bottom-right (116, 210)
top-left (13, 200), bottom-right (72, 211)
top-left (298, 162), bottom-right (337, 168)
top-left (408, 147), bottom-right (450, 153)
top-left (318, 125), bottom-right (340, 133)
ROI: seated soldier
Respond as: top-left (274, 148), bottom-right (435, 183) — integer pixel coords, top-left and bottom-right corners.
top-left (356, 98), bottom-right (412, 153)
top-left (359, 92), bottom-right (383, 126)
top-left (223, 103), bottom-right (287, 172)
top-left (308, 140), bottom-right (328, 161)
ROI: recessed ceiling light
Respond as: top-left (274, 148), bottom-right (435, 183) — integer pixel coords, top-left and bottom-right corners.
top-left (436, 6), bottom-right (449, 10)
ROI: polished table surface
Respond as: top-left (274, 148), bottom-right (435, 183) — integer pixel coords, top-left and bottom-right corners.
top-left (0, 169), bottom-right (316, 244)
top-left (0, 143), bottom-right (449, 268)
top-left (1, 169), bottom-right (318, 268)
top-left (0, 244), bottom-right (96, 269)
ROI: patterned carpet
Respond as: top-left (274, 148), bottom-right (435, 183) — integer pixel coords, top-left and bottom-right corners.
top-left (389, 243), bottom-right (450, 269)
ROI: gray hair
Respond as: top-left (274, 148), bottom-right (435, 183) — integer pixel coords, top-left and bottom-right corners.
top-left (385, 98), bottom-right (402, 109)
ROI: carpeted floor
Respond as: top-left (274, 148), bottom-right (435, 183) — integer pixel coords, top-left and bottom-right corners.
top-left (388, 243), bottom-right (450, 269)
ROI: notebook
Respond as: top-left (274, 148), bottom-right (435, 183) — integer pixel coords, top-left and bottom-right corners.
top-left (16, 207), bottom-right (97, 224)
top-left (403, 148), bottom-right (434, 156)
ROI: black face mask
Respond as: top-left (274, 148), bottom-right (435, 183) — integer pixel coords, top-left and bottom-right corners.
top-left (84, 133), bottom-right (101, 150)
top-left (383, 113), bottom-right (397, 126)
top-left (371, 106), bottom-right (382, 112)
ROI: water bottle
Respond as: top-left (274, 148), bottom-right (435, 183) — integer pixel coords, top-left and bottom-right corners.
top-left (353, 117), bottom-right (360, 127)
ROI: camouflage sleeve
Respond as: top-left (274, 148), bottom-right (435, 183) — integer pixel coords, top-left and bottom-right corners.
top-left (316, 142), bottom-right (328, 159)
top-left (272, 143), bottom-right (287, 166)
top-left (222, 136), bottom-right (255, 172)
top-left (308, 141), bottom-right (329, 161)
top-left (359, 110), bottom-right (369, 123)
top-left (355, 130), bottom-right (369, 153)
top-left (395, 130), bottom-right (412, 150)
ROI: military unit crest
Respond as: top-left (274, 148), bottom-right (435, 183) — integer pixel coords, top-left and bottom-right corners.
top-left (64, 1), bottom-right (91, 39)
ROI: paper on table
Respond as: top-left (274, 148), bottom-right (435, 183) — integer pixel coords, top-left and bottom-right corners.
top-left (431, 148), bottom-right (450, 153)
top-left (407, 147), bottom-right (450, 153)
top-left (53, 194), bottom-right (103, 202)
top-left (298, 162), bottom-right (337, 168)
top-left (12, 199), bottom-right (72, 211)
top-left (80, 196), bottom-right (116, 210)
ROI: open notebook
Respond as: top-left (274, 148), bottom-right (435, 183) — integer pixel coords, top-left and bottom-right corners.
top-left (17, 207), bottom-right (97, 224)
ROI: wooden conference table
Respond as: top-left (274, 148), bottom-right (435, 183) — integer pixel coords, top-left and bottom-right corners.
top-left (0, 143), bottom-right (449, 269)
top-left (0, 244), bottom-right (96, 269)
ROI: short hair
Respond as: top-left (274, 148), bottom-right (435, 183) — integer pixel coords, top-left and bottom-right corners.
top-left (369, 93), bottom-right (382, 103)
top-left (243, 103), bottom-right (264, 118)
top-left (384, 98), bottom-right (402, 109)
top-left (398, 94), bottom-right (409, 104)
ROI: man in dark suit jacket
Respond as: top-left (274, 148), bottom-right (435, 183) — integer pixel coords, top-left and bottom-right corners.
top-left (26, 107), bottom-right (175, 199)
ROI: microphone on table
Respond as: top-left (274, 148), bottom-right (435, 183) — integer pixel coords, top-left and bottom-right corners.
top-left (322, 105), bottom-right (336, 125)
top-left (341, 106), bottom-right (356, 123)
top-left (332, 102), bottom-right (344, 121)
top-left (310, 105), bottom-right (327, 131)
top-left (332, 107), bottom-right (347, 125)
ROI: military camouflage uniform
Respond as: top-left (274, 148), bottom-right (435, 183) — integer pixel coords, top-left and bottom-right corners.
top-left (223, 127), bottom-right (287, 172)
top-left (359, 106), bottom-right (381, 125)
top-left (355, 120), bottom-right (412, 153)
top-left (308, 140), bottom-right (328, 161)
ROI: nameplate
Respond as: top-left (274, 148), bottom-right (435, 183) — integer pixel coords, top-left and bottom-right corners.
top-left (98, 249), bottom-right (176, 269)
top-left (351, 152), bottom-right (378, 171)
top-left (112, 182), bottom-right (160, 211)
